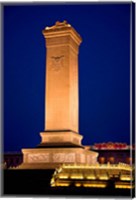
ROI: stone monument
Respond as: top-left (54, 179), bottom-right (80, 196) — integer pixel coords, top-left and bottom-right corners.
top-left (18, 21), bottom-right (98, 169)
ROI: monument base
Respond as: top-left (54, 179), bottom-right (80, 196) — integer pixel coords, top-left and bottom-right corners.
top-left (17, 130), bottom-right (98, 169)
top-left (17, 147), bottom-right (98, 169)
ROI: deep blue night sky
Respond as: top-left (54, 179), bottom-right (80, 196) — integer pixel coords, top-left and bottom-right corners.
top-left (4, 3), bottom-right (131, 152)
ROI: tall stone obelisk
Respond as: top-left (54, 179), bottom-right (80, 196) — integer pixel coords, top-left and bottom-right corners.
top-left (18, 21), bottom-right (98, 169)
top-left (44, 20), bottom-right (79, 132)
top-left (40, 20), bottom-right (83, 146)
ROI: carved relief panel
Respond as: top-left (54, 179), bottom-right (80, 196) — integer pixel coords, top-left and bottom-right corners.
top-left (53, 153), bottom-right (75, 163)
top-left (50, 55), bottom-right (64, 72)
top-left (28, 153), bottom-right (50, 163)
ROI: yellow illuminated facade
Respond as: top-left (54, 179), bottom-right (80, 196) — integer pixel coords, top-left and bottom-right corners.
top-left (50, 163), bottom-right (134, 189)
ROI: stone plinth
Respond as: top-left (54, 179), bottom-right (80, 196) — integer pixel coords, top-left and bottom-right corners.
top-left (40, 130), bottom-right (83, 146)
top-left (18, 148), bottom-right (98, 169)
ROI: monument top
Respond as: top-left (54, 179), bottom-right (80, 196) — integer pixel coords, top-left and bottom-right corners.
top-left (42, 20), bottom-right (82, 44)
top-left (45, 20), bottom-right (71, 30)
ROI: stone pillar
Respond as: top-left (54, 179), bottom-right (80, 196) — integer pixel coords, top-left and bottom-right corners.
top-left (42, 20), bottom-right (82, 133)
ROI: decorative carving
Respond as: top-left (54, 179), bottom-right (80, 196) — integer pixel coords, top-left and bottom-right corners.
top-left (50, 55), bottom-right (64, 72)
top-left (45, 20), bottom-right (71, 30)
top-left (66, 153), bottom-right (75, 162)
top-left (28, 153), bottom-right (49, 163)
top-left (53, 153), bottom-right (75, 163)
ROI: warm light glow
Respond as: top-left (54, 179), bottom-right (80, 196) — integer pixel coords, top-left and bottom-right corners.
top-left (56, 183), bottom-right (69, 187)
top-left (83, 183), bottom-right (106, 188)
top-left (75, 183), bottom-right (82, 187)
top-left (50, 178), bottom-right (54, 184)
top-left (99, 176), bottom-right (109, 180)
top-left (57, 168), bottom-right (62, 173)
top-left (86, 175), bottom-right (96, 180)
top-left (62, 163), bottom-right (132, 171)
top-left (59, 175), bottom-right (69, 179)
top-left (70, 174), bottom-right (84, 179)
top-left (115, 185), bottom-right (134, 189)
top-left (120, 175), bottom-right (132, 181)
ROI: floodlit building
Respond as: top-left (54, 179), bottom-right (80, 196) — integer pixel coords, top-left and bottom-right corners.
top-left (51, 163), bottom-right (134, 189)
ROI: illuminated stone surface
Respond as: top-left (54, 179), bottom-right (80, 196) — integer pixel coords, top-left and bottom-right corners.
top-left (18, 21), bottom-right (98, 169)
top-left (40, 20), bottom-right (83, 146)
top-left (17, 147), bottom-right (97, 169)
top-left (43, 20), bottom-right (81, 132)
top-left (40, 131), bottom-right (83, 145)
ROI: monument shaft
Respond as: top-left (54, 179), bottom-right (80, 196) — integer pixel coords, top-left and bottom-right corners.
top-left (43, 21), bottom-right (82, 133)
